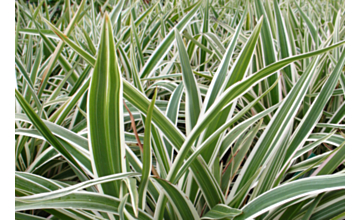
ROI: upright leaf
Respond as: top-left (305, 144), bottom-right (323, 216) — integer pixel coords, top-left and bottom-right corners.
top-left (139, 0), bottom-right (203, 78)
top-left (139, 88), bottom-right (157, 210)
top-left (87, 13), bottom-right (127, 197)
top-left (274, 0), bottom-right (295, 92)
top-left (175, 28), bottom-right (202, 132)
top-left (255, 0), bottom-right (281, 105)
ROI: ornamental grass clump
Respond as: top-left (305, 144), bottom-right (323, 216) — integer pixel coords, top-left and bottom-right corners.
top-left (15, 0), bottom-right (345, 219)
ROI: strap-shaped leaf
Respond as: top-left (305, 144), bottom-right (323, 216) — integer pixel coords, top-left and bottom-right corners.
top-left (16, 172), bottom-right (139, 202)
top-left (152, 178), bottom-right (201, 220)
top-left (284, 51), bottom-right (345, 166)
top-left (38, 0), bottom-right (86, 97)
top-left (16, 191), bottom-right (151, 220)
top-left (15, 172), bottom-right (98, 219)
top-left (200, 14), bottom-right (263, 163)
top-left (166, 43), bottom-right (344, 187)
top-left (139, 88), bottom-right (157, 209)
top-left (202, 204), bottom-right (242, 219)
top-left (323, 101), bottom-right (345, 133)
top-left (164, 82), bottom-right (184, 156)
top-left (42, 18), bottom-right (96, 66)
top-left (255, 0), bottom-right (281, 105)
top-left (201, 4), bottom-right (248, 112)
top-left (139, 0), bottom-right (203, 78)
top-left (87, 12), bottom-right (127, 197)
top-left (274, 0), bottom-right (295, 91)
top-left (234, 175), bottom-right (345, 220)
top-left (199, 0), bottom-right (209, 72)
top-left (314, 142), bottom-right (345, 176)
top-left (295, 1), bottom-right (319, 47)
top-left (233, 54), bottom-right (322, 202)
top-left (175, 28), bottom-right (202, 132)
top-left (15, 90), bottom-right (88, 180)
top-left (173, 79), bottom-right (280, 183)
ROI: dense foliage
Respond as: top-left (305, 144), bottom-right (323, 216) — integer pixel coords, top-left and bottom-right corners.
top-left (15, 0), bottom-right (345, 219)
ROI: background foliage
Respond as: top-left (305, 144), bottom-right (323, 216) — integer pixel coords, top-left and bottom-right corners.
top-left (15, 0), bottom-right (345, 219)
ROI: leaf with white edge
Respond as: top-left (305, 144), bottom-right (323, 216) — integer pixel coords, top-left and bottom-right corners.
top-left (16, 173), bottom-right (140, 202)
top-left (234, 175), bottom-right (345, 220)
top-left (87, 12), bottom-right (127, 197)
top-left (175, 28), bottom-right (202, 133)
top-left (202, 204), bottom-right (242, 219)
top-left (139, 88), bottom-right (157, 210)
top-left (152, 178), bottom-right (201, 220)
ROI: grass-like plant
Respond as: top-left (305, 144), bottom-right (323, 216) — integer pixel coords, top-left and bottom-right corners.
top-left (15, 0), bottom-right (345, 219)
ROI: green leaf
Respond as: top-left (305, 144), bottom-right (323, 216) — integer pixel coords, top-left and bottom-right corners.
top-left (16, 173), bottom-right (139, 202)
top-left (295, 1), bottom-right (319, 47)
top-left (202, 204), bottom-right (242, 219)
top-left (87, 13), bottom-right (127, 197)
top-left (139, 88), bottom-right (158, 210)
top-left (118, 194), bottom-right (129, 220)
top-left (234, 175), bottom-right (345, 220)
top-left (274, 0), bottom-right (295, 91)
top-left (200, 13), bottom-right (263, 163)
top-left (15, 212), bottom-right (47, 220)
top-left (249, 55), bottom-right (323, 199)
top-left (174, 79), bottom-right (280, 183)
top-left (255, 0), bottom-right (281, 105)
top-left (139, 0), bottom-right (203, 78)
top-left (124, 178), bottom-right (139, 217)
top-left (314, 142), bottom-right (345, 176)
top-left (42, 18), bottom-right (96, 66)
top-left (152, 178), bottom-right (201, 220)
top-left (38, 0), bottom-right (86, 97)
top-left (175, 28), bottom-right (202, 132)
top-left (15, 90), bottom-right (88, 180)
top-left (284, 51), bottom-right (345, 166)
top-left (202, 4), bottom-right (248, 111)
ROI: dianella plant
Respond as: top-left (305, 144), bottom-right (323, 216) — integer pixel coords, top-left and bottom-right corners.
top-left (15, 0), bottom-right (345, 219)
